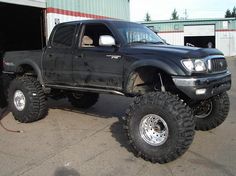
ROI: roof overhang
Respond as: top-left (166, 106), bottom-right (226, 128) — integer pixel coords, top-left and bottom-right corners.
top-left (0, 0), bottom-right (46, 8)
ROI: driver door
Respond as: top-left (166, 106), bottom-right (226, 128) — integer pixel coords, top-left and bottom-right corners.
top-left (73, 23), bottom-right (124, 89)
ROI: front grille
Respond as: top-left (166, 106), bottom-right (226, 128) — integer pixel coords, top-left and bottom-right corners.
top-left (210, 58), bottom-right (227, 73)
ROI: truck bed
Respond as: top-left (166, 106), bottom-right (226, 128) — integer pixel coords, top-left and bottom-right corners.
top-left (3, 50), bottom-right (43, 73)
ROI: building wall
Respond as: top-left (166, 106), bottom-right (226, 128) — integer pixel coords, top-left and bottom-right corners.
top-left (216, 31), bottom-right (236, 56)
top-left (0, 0), bottom-right (46, 8)
top-left (158, 32), bottom-right (184, 46)
top-left (144, 18), bottom-right (236, 33)
top-left (46, 0), bottom-right (130, 35)
top-left (143, 18), bottom-right (236, 56)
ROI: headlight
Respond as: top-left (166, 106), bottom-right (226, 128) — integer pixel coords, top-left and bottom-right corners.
top-left (182, 59), bottom-right (207, 72)
top-left (194, 59), bottom-right (206, 71)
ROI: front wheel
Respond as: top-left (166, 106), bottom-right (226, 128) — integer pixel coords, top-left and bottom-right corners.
top-left (193, 92), bottom-right (230, 131)
top-left (124, 92), bottom-right (195, 163)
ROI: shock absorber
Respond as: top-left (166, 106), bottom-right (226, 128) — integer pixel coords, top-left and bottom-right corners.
top-left (159, 73), bottom-right (166, 92)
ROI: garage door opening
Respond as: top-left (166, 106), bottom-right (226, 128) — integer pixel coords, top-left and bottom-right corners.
top-left (0, 2), bottom-right (46, 52)
top-left (184, 36), bottom-right (215, 48)
top-left (184, 25), bottom-right (215, 48)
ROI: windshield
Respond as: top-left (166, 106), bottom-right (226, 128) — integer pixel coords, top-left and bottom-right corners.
top-left (113, 22), bottom-right (164, 44)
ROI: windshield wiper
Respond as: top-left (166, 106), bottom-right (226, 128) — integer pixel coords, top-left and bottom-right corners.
top-left (146, 41), bottom-right (165, 44)
top-left (128, 40), bottom-right (147, 44)
top-left (129, 41), bottom-right (165, 45)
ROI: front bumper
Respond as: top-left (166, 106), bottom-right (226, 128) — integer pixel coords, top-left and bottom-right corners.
top-left (172, 71), bottom-right (231, 100)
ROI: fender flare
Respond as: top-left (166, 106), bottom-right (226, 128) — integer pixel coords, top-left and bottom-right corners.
top-left (124, 60), bottom-right (185, 93)
top-left (16, 60), bottom-right (44, 86)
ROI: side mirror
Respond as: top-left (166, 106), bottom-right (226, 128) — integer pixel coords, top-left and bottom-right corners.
top-left (99, 35), bottom-right (115, 46)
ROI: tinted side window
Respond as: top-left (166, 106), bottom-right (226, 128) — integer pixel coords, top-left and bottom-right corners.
top-left (80, 24), bottom-right (114, 47)
top-left (52, 25), bottom-right (76, 48)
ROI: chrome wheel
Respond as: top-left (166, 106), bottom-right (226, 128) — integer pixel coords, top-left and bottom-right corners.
top-left (194, 100), bottom-right (213, 119)
top-left (139, 114), bottom-right (169, 146)
top-left (14, 90), bottom-right (26, 111)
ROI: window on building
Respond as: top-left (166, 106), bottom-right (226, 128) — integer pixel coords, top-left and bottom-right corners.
top-left (52, 25), bottom-right (76, 48)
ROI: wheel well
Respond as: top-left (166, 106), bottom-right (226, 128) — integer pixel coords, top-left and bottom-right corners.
top-left (17, 64), bottom-right (36, 76)
top-left (127, 66), bottom-right (178, 95)
top-left (14, 64), bottom-right (45, 89)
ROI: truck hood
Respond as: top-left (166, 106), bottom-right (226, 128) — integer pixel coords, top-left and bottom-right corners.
top-left (129, 44), bottom-right (223, 59)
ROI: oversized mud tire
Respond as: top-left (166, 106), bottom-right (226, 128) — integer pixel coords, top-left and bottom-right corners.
top-left (194, 92), bottom-right (230, 131)
top-left (68, 92), bottom-right (99, 109)
top-left (8, 76), bottom-right (48, 123)
top-left (124, 92), bottom-right (195, 163)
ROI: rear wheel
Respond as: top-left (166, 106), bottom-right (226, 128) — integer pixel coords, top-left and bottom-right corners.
top-left (67, 92), bottom-right (99, 109)
top-left (194, 92), bottom-right (230, 131)
top-left (124, 92), bottom-right (195, 163)
top-left (8, 76), bottom-right (48, 123)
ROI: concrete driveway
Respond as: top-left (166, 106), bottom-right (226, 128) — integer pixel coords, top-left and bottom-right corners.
top-left (0, 57), bottom-right (236, 176)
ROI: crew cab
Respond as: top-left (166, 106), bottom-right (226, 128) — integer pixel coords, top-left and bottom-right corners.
top-left (1, 19), bottom-right (231, 163)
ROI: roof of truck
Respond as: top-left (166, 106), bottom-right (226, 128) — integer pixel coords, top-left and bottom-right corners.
top-left (56, 19), bottom-right (139, 26)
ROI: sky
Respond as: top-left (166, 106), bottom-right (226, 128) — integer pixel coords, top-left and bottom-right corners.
top-left (130, 0), bottom-right (236, 21)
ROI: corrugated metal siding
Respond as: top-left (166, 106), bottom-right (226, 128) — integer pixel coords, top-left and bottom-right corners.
top-left (216, 31), bottom-right (236, 56)
top-left (159, 33), bottom-right (184, 45)
top-left (143, 18), bottom-right (236, 32)
top-left (142, 18), bottom-right (236, 56)
top-left (47, 0), bottom-right (130, 20)
top-left (46, 0), bottom-right (130, 38)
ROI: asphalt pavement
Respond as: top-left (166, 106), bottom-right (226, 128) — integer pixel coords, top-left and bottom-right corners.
top-left (0, 57), bottom-right (236, 176)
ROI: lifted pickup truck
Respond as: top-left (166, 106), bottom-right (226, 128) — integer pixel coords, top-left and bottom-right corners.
top-left (1, 19), bottom-right (231, 163)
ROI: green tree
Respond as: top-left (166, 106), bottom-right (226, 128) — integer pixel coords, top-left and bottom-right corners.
top-left (145, 12), bottom-right (151, 21)
top-left (232, 6), bottom-right (236, 17)
top-left (225, 9), bottom-right (232, 18)
top-left (171, 9), bottom-right (179, 20)
top-left (225, 6), bottom-right (236, 18)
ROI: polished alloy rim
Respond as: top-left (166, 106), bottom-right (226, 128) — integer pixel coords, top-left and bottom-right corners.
top-left (14, 90), bottom-right (26, 111)
top-left (194, 101), bottom-right (213, 119)
top-left (139, 114), bottom-right (169, 146)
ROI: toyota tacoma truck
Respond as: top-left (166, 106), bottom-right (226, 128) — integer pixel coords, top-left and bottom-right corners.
top-left (1, 20), bottom-right (231, 163)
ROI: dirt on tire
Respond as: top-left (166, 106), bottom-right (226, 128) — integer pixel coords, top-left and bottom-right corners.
top-left (124, 92), bottom-right (195, 163)
top-left (8, 76), bottom-right (48, 123)
top-left (195, 92), bottom-right (230, 131)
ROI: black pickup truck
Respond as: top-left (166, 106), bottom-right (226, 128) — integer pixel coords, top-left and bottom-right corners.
top-left (0, 19), bottom-right (231, 163)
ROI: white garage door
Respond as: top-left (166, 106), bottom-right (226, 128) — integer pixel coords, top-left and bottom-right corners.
top-left (184, 25), bottom-right (215, 37)
top-left (0, 0), bottom-right (46, 8)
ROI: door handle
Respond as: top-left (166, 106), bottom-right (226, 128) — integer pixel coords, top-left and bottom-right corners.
top-left (75, 54), bottom-right (84, 59)
top-left (106, 55), bottom-right (121, 60)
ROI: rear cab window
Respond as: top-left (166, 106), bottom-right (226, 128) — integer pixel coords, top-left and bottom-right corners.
top-left (52, 25), bottom-right (77, 48)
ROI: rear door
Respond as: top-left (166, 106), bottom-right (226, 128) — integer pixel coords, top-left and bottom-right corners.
top-left (42, 24), bottom-right (77, 85)
top-left (73, 23), bottom-right (124, 89)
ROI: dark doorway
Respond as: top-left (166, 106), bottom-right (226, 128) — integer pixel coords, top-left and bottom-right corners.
top-left (184, 36), bottom-right (215, 48)
top-left (0, 2), bottom-right (46, 52)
